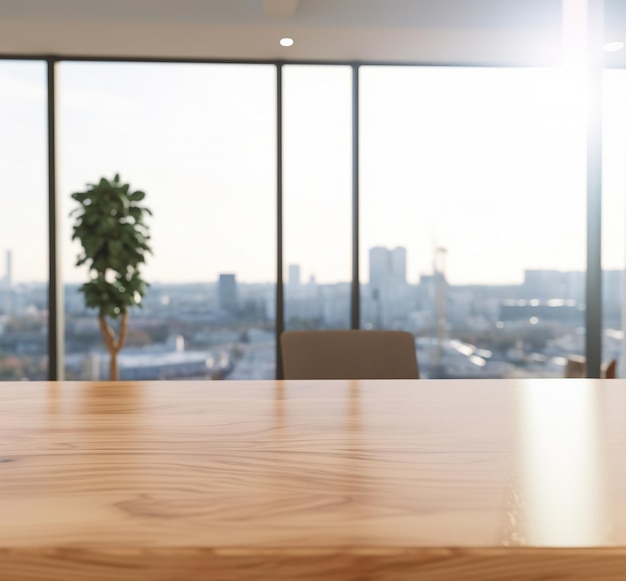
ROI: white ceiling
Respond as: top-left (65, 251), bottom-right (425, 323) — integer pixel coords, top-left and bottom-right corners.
top-left (0, 0), bottom-right (624, 66)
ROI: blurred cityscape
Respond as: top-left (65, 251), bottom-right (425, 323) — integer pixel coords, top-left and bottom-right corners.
top-left (0, 246), bottom-right (622, 381)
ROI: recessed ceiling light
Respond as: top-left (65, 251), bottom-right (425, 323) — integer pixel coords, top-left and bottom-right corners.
top-left (280, 38), bottom-right (294, 47)
top-left (603, 41), bottom-right (624, 52)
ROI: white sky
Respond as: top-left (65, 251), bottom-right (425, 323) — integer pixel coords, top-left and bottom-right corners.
top-left (0, 60), bottom-right (625, 286)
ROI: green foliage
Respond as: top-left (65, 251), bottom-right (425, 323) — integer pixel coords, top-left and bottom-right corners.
top-left (70, 174), bottom-right (152, 319)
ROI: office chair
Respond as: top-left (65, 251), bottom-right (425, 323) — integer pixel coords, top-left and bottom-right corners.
top-left (280, 329), bottom-right (420, 380)
top-left (564, 355), bottom-right (617, 379)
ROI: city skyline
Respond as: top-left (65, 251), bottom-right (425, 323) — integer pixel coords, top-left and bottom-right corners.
top-left (1, 258), bottom-right (622, 381)
top-left (0, 243), bottom-right (610, 289)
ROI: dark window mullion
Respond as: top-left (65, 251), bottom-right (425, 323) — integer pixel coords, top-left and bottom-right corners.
top-left (585, 0), bottom-right (604, 377)
top-left (47, 57), bottom-right (64, 380)
top-left (351, 64), bottom-right (360, 329)
top-left (276, 64), bottom-right (285, 378)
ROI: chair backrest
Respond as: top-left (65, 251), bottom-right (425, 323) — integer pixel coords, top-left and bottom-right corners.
top-left (280, 330), bottom-right (419, 380)
top-left (564, 355), bottom-right (617, 379)
top-left (602, 359), bottom-right (617, 379)
top-left (564, 355), bottom-right (586, 378)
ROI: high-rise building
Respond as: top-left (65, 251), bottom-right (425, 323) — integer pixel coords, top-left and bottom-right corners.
top-left (523, 269), bottom-right (566, 300)
top-left (218, 274), bottom-right (238, 313)
top-left (391, 247), bottom-right (407, 284)
top-left (369, 246), bottom-right (407, 289)
top-left (288, 264), bottom-right (301, 290)
top-left (5, 250), bottom-right (12, 289)
top-left (369, 247), bottom-right (389, 290)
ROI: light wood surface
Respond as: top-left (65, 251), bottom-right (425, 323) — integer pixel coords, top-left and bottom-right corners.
top-left (2, 378), bottom-right (626, 580)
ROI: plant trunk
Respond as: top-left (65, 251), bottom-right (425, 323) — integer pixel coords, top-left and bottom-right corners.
top-left (98, 311), bottom-right (129, 381)
top-left (109, 351), bottom-right (119, 381)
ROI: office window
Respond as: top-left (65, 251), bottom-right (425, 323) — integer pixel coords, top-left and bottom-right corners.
top-left (59, 62), bottom-right (276, 380)
top-left (283, 65), bottom-right (352, 330)
top-left (0, 60), bottom-right (48, 380)
top-left (360, 66), bottom-right (586, 378)
top-left (602, 69), bottom-right (626, 377)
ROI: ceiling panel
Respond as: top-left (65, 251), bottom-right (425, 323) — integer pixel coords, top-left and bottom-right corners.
top-left (0, 0), bottom-right (581, 65)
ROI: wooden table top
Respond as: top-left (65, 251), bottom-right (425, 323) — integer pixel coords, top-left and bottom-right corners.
top-left (2, 378), bottom-right (626, 580)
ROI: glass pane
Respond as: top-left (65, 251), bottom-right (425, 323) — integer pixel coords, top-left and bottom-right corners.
top-left (59, 62), bottom-right (276, 380)
top-left (360, 66), bottom-right (586, 378)
top-left (283, 65), bottom-right (352, 330)
top-left (602, 69), bottom-right (626, 377)
top-left (0, 60), bottom-right (48, 380)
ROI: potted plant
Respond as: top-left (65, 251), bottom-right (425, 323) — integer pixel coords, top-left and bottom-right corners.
top-left (70, 174), bottom-right (152, 380)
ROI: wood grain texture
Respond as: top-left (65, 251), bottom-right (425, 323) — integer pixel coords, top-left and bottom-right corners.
top-left (1, 378), bottom-right (626, 580)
